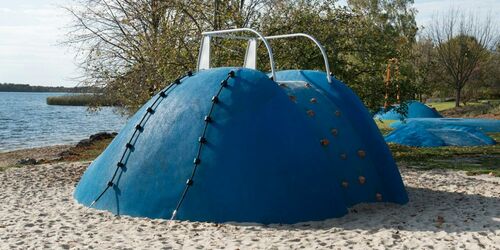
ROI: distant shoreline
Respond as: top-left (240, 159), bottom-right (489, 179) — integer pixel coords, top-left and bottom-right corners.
top-left (0, 83), bottom-right (98, 93)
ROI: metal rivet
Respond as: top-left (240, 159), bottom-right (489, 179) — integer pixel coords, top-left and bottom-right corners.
top-left (307, 110), bottom-right (315, 117)
top-left (204, 116), bottom-right (212, 123)
top-left (147, 107), bottom-right (154, 114)
top-left (117, 162), bottom-right (125, 168)
top-left (198, 137), bottom-right (207, 144)
top-left (376, 193), bottom-right (382, 201)
top-left (335, 110), bottom-right (341, 117)
top-left (186, 179), bottom-right (193, 186)
top-left (289, 95), bottom-right (297, 102)
top-left (159, 91), bottom-right (167, 98)
top-left (331, 128), bottom-right (338, 136)
top-left (359, 176), bottom-right (366, 184)
top-left (211, 96), bottom-right (219, 104)
top-left (220, 79), bottom-right (228, 87)
top-left (341, 181), bottom-right (349, 188)
top-left (304, 83), bottom-right (311, 88)
top-left (320, 139), bottom-right (329, 147)
top-left (107, 181), bottom-right (113, 187)
top-left (310, 98), bottom-right (317, 103)
top-left (193, 158), bottom-right (201, 164)
top-left (340, 153), bottom-right (347, 160)
top-left (358, 150), bottom-right (366, 158)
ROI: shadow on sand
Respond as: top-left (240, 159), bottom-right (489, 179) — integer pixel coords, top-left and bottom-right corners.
top-left (233, 186), bottom-right (499, 233)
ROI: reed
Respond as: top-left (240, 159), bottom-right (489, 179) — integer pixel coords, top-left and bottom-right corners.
top-left (46, 95), bottom-right (113, 106)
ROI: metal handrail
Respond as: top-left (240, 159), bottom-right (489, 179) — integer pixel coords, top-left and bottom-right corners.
top-left (264, 33), bottom-right (332, 83)
top-left (198, 28), bottom-right (276, 81)
top-left (197, 28), bottom-right (332, 83)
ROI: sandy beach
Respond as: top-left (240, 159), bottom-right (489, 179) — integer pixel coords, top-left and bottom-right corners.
top-left (0, 161), bottom-right (498, 249)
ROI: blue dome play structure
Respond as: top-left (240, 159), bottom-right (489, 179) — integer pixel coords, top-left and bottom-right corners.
top-left (385, 122), bottom-right (496, 147)
top-left (391, 118), bottom-right (500, 133)
top-left (374, 101), bottom-right (442, 120)
top-left (74, 28), bottom-right (408, 224)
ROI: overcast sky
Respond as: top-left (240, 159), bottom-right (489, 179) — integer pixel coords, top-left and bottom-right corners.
top-left (0, 0), bottom-right (499, 87)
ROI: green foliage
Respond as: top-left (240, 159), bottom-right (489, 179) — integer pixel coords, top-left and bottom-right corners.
top-left (65, 0), bottom-right (418, 114)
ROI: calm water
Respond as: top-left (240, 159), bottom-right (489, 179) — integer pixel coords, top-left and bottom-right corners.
top-left (0, 92), bottom-right (128, 152)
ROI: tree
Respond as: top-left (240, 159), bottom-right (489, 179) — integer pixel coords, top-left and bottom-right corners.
top-left (65, 0), bottom-right (417, 113)
top-left (259, 0), bottom-right (417, 111)
top-left (428, 9), bottom-right (498, 107)
top-left (409, 38), bottom-right (438, 102)
top-left (64, 0), bottom-right (268, 113)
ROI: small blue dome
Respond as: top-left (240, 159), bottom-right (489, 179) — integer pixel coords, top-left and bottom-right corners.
top-left (375, 101), bottom-right (442, 120)
top-left (74, 68), bottom-right (408, 224)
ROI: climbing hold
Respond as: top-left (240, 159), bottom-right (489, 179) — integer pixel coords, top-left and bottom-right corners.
top-left (117, 162), bottom-right (125, 168)
top-left (310, 98), bottom-right (317, 104)
top-left (228, 71), bottom-right (235, 77)
top-left (107, 181), bottom-right (113, 187)
top-left (320, 139), bottom-right (330, 147)
top-left (307, 110), bottom-right (315, 117)
top-left (331, 128), bottom-right (338, 136)
top-left (125, 143), bottom-right (134, 149)
top-left (376, 193), bottom-right (382, 201)
top-left (289, 95), bottom-right (297, 102)
top-left (135, 124), bottom-right (143, 130)
top-left (341, 181), bottom-right (349, 188)
top-left (211, 96), bottom-right (219, 104)
top-left (358, 176), bottom-right (366, 184)
top-left (159, 91), bottom-right (167, 98)
top-left (304, 83), bottom-right (311, 88)
top-left (147, 107), bottom-right (155, 114)
top-left (357, 150), bottom-right (366, 158)
top-left (187, 71), bottom-right (193, 76)
top-left (175, 79), bottom-right (181, 84)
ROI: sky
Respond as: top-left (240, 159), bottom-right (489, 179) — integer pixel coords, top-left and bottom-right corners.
top-left (0, 0), bottom-right (499, 87)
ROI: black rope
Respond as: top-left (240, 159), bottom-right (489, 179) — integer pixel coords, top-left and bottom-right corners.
top-left (90, 71), bottom-right (194, 207)
top-left (169, 70), bottom-right (235, 220)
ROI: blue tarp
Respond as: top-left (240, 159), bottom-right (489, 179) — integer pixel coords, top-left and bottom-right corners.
top-left (74, 68), bottom-right (408, 224)
top-left (374, 101), bottom-right (442, 120)
top-left (391, 118), bottom-right (500, 133)
top-left (385, 122), bottom-right (496, 147)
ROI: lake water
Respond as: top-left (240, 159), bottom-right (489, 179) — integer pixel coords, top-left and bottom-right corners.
top-left (0, 92), bottom-right (128, 152)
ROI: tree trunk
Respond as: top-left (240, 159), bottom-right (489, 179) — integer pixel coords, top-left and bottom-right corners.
top-left (455, 88), bottom-right (461, 107)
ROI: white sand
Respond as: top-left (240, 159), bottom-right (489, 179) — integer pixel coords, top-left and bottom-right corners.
top-left (0, 162), bottom-right (499, 249)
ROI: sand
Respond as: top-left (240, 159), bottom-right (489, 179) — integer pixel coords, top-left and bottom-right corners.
top-left (0, 162), bottom-right (498, 249)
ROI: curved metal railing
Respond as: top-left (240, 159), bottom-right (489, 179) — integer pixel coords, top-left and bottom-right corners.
top-left (197, 28), bottom-right (332, 83)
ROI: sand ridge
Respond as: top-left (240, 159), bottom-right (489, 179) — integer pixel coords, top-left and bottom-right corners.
top-left (0, 162), bottom-right (498, 249)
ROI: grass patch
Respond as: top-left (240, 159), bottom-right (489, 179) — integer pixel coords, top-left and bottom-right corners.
top-left (57, 137), bottom-right (114, 162)
top-left (374, 119), bottom-right (397, 135)
top-left (426, 101), bottom-right (458, 111)
top-left (389, 133), bottom-right (500, 176)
